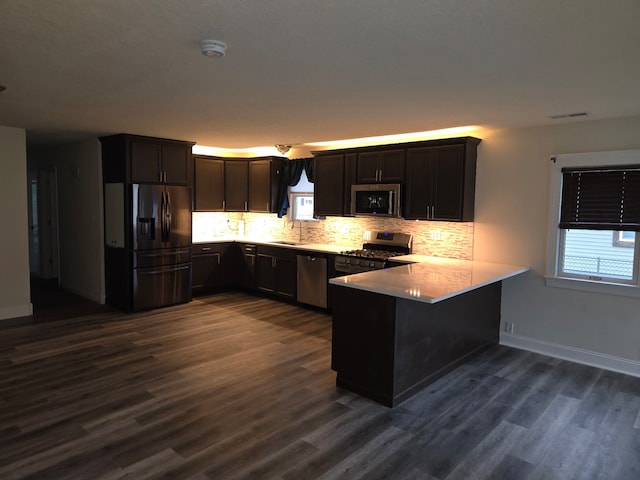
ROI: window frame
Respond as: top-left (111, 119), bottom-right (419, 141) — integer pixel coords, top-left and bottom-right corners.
top-left (288, 192), bottom-right (317, 222)
top-left (546, 148), bottom-right (640, 297)
top-left (613, 231), bottom-right (636, 248)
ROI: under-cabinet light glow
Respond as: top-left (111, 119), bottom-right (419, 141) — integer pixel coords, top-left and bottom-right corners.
top-left (305, 126), bottom-right (479, 149)
top-left (192, 145), bottom-right (288, 158)
top-left (192, 125), bottom-right (481, 156)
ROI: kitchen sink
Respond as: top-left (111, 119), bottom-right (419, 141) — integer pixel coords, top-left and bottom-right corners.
top-left (270, 240), bottom-right (305, 246)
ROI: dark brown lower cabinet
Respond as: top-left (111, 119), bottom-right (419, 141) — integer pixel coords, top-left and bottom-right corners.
top-left (236, 243), bottom-right (257, 289)
top-left (331, 282), bottom-right (502, 407)
top-left (192, 243), bottom-right (231, 293)
top-left (256, 246), bottom-right (296, 299)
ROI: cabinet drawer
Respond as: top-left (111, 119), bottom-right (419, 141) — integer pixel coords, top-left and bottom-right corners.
top-left (193, 243), bottom-right (221, 255)
top-left (257, 245), bottom-right (297, 260)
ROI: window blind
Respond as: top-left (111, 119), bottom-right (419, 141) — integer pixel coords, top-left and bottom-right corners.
top-left (559, 166), bottom-right (640, 231)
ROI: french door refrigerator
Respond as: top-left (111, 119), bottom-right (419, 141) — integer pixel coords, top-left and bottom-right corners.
top-left (130, 183), bottom-right (192, 311)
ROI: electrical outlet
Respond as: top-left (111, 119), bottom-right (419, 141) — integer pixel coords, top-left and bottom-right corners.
top-left (504, 322), bottom-right (514, 334)
top-left (430, 230), bottom-right (442, 241)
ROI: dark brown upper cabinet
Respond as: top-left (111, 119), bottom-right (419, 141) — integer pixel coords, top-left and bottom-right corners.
top-left (194, 155), bottom-right (225, 211)
top-left (224, 159), bottom-right (249, 212)
top-left (101, 134), bottom-right (194, 185)
top-left (313, 153), bottom-right (357, 217)
top-left (312, 136), bottom-right (480, 221)
top-left (193, 156), bottom-right (285, 213)
top-left (356, 149), bottom-right (405, 184)
top-left (403, 138), bottom-right (480, 221)
top-left (248, 157), bottom-right (286, 213)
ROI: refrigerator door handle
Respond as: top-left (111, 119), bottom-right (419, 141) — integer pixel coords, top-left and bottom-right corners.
top-left (166, 191), bottom-right (172, 240)
top-left (160, 191), bottom-right (167, 242)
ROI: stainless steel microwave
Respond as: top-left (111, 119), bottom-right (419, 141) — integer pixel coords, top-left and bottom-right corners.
top-left (351, 184), bottom-right (401, 217)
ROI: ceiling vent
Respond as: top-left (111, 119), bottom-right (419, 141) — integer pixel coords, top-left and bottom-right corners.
top-left (548, 112), bottom-right (589, 120)
top-left (200, 40), bottom-right (227, 58)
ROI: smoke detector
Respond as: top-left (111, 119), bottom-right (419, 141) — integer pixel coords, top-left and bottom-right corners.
top-left (201, 40), bottom-right (227, 58)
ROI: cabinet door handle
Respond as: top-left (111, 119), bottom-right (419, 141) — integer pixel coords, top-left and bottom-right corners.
top-left (222, 200), bottom-right (226, 210)
top-left (267, 202), bottom-right (270, 211)
top-left (244, 201), bottom-right (248, 211)
top-left (201, 247), bottom-right (212, 251)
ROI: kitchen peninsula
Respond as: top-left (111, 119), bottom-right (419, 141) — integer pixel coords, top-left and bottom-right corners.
top-left (330, 257), bottom-right (528, 407)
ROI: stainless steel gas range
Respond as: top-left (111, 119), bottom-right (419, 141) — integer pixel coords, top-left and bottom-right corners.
top-left (334, 231), bottom-right (413, 274)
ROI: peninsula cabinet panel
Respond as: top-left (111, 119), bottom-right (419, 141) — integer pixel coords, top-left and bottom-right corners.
top-left (356, 149), bottom-right (404, 184)
top-left (331, 282), bottom-right (502, 407)
top-left (224, 160), bottom-right (249, 211)
top-left (194, 156), bottom-right (225, 211)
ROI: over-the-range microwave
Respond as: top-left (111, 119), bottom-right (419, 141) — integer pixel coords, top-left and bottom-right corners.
top-left (351, 183), bottom-right (401, 218)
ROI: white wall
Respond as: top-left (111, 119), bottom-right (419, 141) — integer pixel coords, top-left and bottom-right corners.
top-left (474, 115), bottom-right (640, 364)
top-left (0, 126), bottom-right (32, 320)
top-left (49, 140), bottom-right (105, 303)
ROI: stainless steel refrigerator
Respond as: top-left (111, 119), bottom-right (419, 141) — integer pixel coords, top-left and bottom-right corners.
top-left (130, 184), bottom-right (192, 311)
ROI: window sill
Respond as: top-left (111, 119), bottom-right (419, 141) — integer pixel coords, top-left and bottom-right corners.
top-left (545, 276), bottom-right (640, 298)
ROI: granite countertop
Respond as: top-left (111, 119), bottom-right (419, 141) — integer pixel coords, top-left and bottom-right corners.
top-left (193, 237), bottom-right (528, 303)
top-left (329, 256), bottom-right (529, 304)
top-left (193, 237), bottom-right (355, 254)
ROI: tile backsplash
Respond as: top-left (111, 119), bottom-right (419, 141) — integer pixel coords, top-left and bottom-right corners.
top-left (192, 212), bottom-right (473, 259)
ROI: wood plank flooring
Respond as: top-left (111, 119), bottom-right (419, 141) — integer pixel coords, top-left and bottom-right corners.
top-left (1, 291), bottom-right (640, 479)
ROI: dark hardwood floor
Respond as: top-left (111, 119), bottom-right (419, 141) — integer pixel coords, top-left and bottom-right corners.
top-left (1, 291), bottom-right (640, 479)
top-left (29, 277), bottom-right (112, 323)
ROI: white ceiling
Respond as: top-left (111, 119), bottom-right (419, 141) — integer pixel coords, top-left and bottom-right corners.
top-left (1, 0), bottom-right (639, 149)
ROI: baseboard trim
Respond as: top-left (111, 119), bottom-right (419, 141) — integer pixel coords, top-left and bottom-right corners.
top-left (0, 303), bottom-right (33, 321)
top-left (59, 283), bottom-right (105, 305)
top-left (500, 333), bottom-right (640, 378)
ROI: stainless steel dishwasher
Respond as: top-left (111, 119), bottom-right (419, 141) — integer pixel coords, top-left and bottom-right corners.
top-left (296, 255), bottom-right (328, 308)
